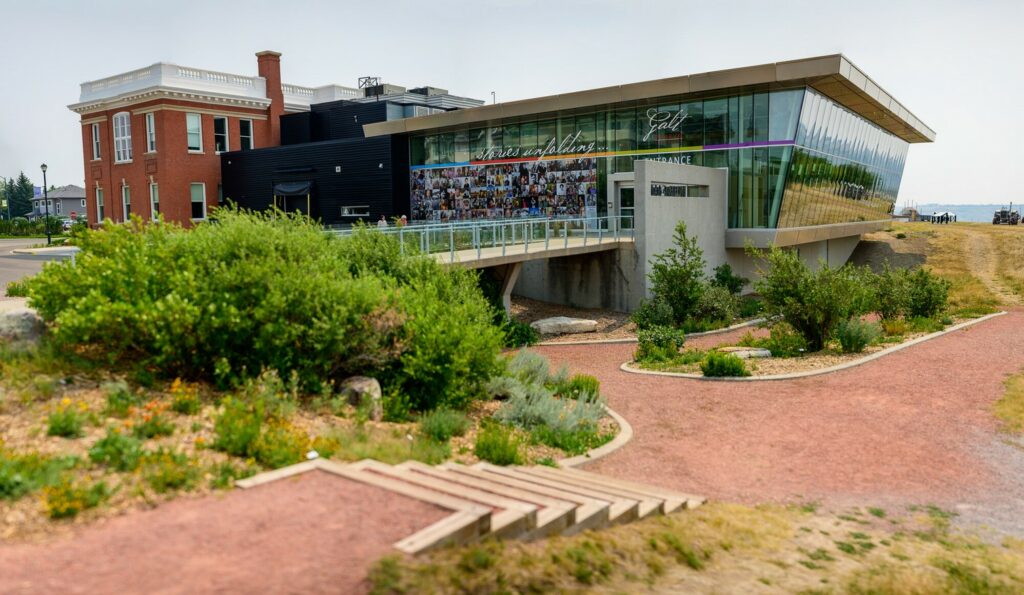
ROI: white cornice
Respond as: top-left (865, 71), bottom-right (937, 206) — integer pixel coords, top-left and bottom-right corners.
top-left (68, 86), bottom-right (272, 115)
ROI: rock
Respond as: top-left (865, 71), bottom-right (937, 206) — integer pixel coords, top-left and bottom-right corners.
top-left (340, 376), bottom-right (383, 421)
top-left (0, 307), bottom-right (45, 347)
top-left (530, 316), bottom-right (599, 335)
top-left (717, 346), bottom-right (772, 359)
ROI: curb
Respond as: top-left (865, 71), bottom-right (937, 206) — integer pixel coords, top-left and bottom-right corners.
top-left (537, 317), bottom-right (766, 346)
top-left (557, 405), bottom-right (633, 468)
top-left (619, 311), bottom-right (1007, 382)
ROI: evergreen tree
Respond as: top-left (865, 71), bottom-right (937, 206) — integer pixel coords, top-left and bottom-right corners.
top-left (10, 172), bottom-right (34, 217)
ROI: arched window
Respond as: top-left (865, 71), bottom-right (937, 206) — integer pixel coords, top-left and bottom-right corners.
top-left (112, 112), bottom-right (132, 163)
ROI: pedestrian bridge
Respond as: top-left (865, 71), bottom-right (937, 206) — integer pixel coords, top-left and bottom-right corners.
top-left (332, 216), bottom-right (634, 269)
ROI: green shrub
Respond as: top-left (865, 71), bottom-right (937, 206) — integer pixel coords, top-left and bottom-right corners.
top-left (419, 408), bottom-right (470, 442)
top-left (169, 380), bottom-right (202, 415)
top-left (0, 448), bottom-right (78, 501)
top-left (474, 422), bottom-right (524, 466)
top-left (692, 285), bottom-right (739, 326)
top-left (834, 319), bottom-right (880, 354)
top-left (647, 222), bottom-right (706, 325)
top-left (895, 232), bottom-right (907, 239)
top-left (103, 381), bottom-right (141, 418)
top-left (907, 316), bottom-right (945, 333)
top-left (635, 326), bottom-right (686, 363)
top-left (132, 403), bottom-right (175, 440)
top-left (752, 246), bottom-right (875, 351)
top-left (882, 318), bottom-right (909, 337)
top-left (88, 430), bottom-right (145, 471)
top-left (506, 350), bottom-right (552, 388)
top-left (560, 374), bottom-right (600, 400)
top-left (530, 426), bottom-right (611, 456)
top-left (631, 298), bottom-right (674, 330)
top-left (501, 318), bottom-right (538, 348)
top-left (23, 210), bottom-right (502, 411)
top-left (700, 352), bottom-right (750, 377)
top-left (213, 397), bottom-right (264, 457)
top-left (712, 263), bottom-right (748, 295)
top-left (5, 279), bottom-right (28, 297)
top-left (495, 385), bottom-right (605, 436)
top-left (251, 422), bottom-right (310, 469)
top-left (47, 404), bottom-right (85, 438)
top-left (209, 460), bottom-right (258, 490)
top-left (874, 264), bottom-right (913, 320)
top-left (907, 268), bottom-right (950, 318)
top-left (738, 297), bottom-right (764, 319)
top-left (43, 478), bottom-right (110, 519)
top-left (764, 323), bottom-right (808, 357)
top-left (142, 448), bottom-right (199, 493)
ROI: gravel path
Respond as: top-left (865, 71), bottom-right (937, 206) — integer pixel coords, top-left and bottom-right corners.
top-left (0, 471), bottom-right (449, 595)
top-left (537, 311), bottom-right (1024, 534)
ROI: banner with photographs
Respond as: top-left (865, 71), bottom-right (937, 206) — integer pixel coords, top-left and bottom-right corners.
top-left (410, 157), bottom-right (598, 222)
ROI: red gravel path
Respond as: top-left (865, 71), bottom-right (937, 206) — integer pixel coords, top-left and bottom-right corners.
top-left (0, 471), bottom-right (448, 595)
top-left (537, 312), bottom-right (1024, 507)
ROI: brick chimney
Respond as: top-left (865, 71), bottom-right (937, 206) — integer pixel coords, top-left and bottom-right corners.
top-left (256, 50), bottom-right (283, 147)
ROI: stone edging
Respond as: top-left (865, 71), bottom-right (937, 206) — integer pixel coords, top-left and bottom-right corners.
top-left (537, 317), bottom-right (766, 346)
top-left (557, 405), bottom-right (633, 468)
top-left (619, 311), bottom-right (1007, 382)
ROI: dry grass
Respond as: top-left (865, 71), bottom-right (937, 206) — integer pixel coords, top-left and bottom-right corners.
top-left (369, 503), bottom-right (1024, 594)
top-left (996, 372), bottom-right (1024, 434)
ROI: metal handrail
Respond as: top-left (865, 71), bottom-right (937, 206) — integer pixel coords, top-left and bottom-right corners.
top-left (331, 215), bottom-right (634, 260)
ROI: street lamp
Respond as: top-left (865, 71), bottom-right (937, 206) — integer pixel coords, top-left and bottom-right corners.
top-left (40, 163), bottom-right (51, 245)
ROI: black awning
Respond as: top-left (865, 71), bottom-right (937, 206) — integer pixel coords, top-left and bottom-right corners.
top-left (273, 181), bottom-right (313, 196)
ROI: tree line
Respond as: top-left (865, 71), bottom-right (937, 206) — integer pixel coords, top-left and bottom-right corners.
top-left (1, 172), bottom-right (37, 218)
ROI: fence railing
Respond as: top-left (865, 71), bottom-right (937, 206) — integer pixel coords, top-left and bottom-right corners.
top-left (331, 215), bottom-right (634, 262)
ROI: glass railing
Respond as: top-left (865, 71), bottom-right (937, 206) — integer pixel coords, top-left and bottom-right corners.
top-left (331, 215), bottom-right (634, 261)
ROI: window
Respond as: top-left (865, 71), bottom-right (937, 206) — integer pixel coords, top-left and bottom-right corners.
top-left (239, 119), bottom-right (253, 150)
top-left (214, 116), bottom-right (228, 152)
top-left (95, 188), bottom-right (104, 221)
top-left (112, 112), bottom-right (132, 163)
top-left (80, 199), bottom-right (86, 208)
top-left (340, 205), bottom-right (370, 217)
top-left (190, 183), bottom-right (206, 219)
top-left (91, 123), bottom-right (101, 160)
top-left (121, 185), bottom-right (131, 221)
top-left (146, 112), bottom-right (157, 152)
top-left (55, 201), bottom-right (62, 215)
top-left (149, 183), bottom-right (159, 220)
top-left (186, 113), bottom-right (202, 152)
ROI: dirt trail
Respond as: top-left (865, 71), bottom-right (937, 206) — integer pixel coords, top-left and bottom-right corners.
top-left (961, 227), bottom-right (1023, 305)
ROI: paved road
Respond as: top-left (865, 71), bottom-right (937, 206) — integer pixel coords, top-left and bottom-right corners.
top-left (0, 238), bottom-right (64, 295)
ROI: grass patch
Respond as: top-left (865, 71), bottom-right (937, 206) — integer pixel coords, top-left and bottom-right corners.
top-left (996, 372), bottom-right (1024, 434)
top-left (313, 425), bottom-right (450, 465)
top-left (0, 447), bottom-right (79, 501)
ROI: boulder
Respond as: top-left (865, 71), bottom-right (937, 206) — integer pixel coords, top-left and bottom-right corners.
top-left (340, 376), bottom-right (383, 421)
top-left (529, 316), bottom-right (599, 336)
top-left (717, 346), bottom-right (772, 359)
top-left (0, 307), bottom-right (45, 347)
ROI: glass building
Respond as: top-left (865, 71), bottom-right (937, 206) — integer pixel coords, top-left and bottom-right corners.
top-left (371, 55), bottom-right (933, 234)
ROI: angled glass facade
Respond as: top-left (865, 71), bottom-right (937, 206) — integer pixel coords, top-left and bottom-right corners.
top-left (408, 86), bottom-right (908, 228)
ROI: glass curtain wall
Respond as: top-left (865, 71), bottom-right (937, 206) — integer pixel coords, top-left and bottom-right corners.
top-left (409, 87), bottom-right (902, 228)
top-left (777, 88), bottom-right (908, 227)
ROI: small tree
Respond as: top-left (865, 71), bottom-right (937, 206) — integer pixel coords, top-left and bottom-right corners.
top-left (753, 246), bottom-right (874, 351)
top-left (712, 263), bottom-right (749, 295)
top-left (648, 221), bottom-right (706, 325)
top-left (874, 263), bottom-right (912, 320)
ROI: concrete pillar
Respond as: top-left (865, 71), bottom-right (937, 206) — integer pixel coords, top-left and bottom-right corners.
top-left (494, 262), bottom-right (522, 316)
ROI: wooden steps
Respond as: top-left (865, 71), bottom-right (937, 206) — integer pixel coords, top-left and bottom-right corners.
top-left (237, 458), bottom-right (705, 555)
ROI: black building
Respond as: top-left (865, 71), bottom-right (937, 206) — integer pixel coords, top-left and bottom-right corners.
top-left (221, 99), bottom-right (411, 225)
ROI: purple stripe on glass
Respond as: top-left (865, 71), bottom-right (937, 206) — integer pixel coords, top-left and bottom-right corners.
top-left (702, 139), bottom-right (795, 150)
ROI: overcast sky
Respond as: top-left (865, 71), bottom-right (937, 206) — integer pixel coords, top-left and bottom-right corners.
top-left (1, 0), bottom-right (1020, 206)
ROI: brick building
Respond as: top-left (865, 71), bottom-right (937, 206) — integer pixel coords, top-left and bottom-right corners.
top-left (67, 51), bottom-right (364, 226)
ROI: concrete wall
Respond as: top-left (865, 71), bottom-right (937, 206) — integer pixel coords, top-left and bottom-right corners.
top-left (634, 160), bottom-right (728, 297)
top-left (512, 244), bottom-right (640, 311)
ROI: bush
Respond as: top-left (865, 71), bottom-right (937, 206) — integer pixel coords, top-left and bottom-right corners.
top-left (495, 386), bottom-right (605, 436)
top-left (635, 326), bottom-right (686, 363)
top-left (47, 401), bottom-right (85, 438)
top-left (169, 379), bottom-right (202, 415)
top-left (89, 430), bottom-right (145, 472)
top-left (142, 448), bottom-right (199, 493)
top-left (502, 318), bottom-right (538, 348)
top-left (505, 350), bottom-right (552, 388)
top-left (530, 426), bottom-right (610, 456)
top-left (132, 401), bottom-right (175, 439)
top-left (212, 397), bottom-right (264, 457)
top-left (753, 246), bottom-right (875, 351)
top-left (712, 264), bottom-right (748, 295)
top-left (251, 422), bottom-right (309, 469)
top-left (907, 316), bottom-right (945, 333)
top-left (474, 422), bottom-right (524, 466)
top-left (763, 323), bottom-right (808, 357)
top-left (0, 448), bottom-right (77, 501)
top-left (23, 210), bottom-right (502, 412)
top-left (691, 285), bottom-right (739, 326)
top-left (882, 318), bottom-right (909, 337)
top-left (700, 352), bottom-right (750, 377)
top-left (738, 297), bottom-right (764, 319)
top-left (647, 222), bottom-right (707, 325)
top-left (907, 268), bottom-right (950, 318)
top-left (874, 264), bottom-right (913, 320)
top-left (103, 381), bottom-right (141, 418)
top-left (835, 319), bottom-right (880, 353)
top-left (419, 409), bottom-right (470, 442)
top-left (560, 374), bottom-right (600, 400)
top-left (631, 298), bottom-right (674, 331)
top-left (43, 478), bottom-right (109, 519)
top-left (5, 280), bottom-right (28, 297)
